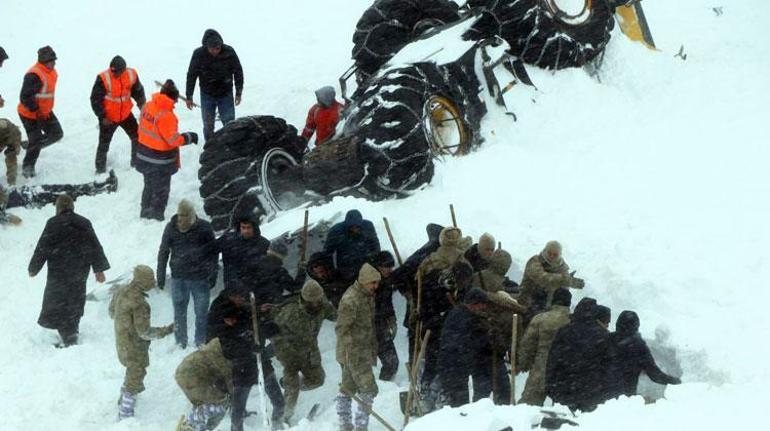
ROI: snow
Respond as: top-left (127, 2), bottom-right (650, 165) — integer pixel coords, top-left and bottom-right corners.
top-left (1, 1), bottom-right (769, 430)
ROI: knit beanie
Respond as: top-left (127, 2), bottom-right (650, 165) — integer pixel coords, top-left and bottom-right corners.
top-left (478, 233), bottom-right (496, 254)
top-left (160, 79), bottom-right (179, 102)
top-left (357, 263), bottom-right (381, 285)
top-left (131, 265), bottom-right (156, 292)
top-left (37, 46), bottom-right (56, 63)
top-left (541, 240), bottom-right (563, 265)
top-left (55, 194), bottom-right (74, 215)
top-left (109, 55), bottom-right (126, 73)
top-left (551, 287), bottom-right (572, 307)
top-left (489, 249), bottom-right (512, 275)
top-left (301, 279), bottom-right (326, 303)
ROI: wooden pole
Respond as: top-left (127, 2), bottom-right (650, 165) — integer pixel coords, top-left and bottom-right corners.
top-left (449, 204), bottom-right (458, 228)
top-left (382, 217), bottom-right (403, 266)
top-left (510, 314), bottom-right (519, 405)
top-left (298, 209), bottom-right (310, 273)
top-left (492, 346), bottom-right (498, 404)
top-left (351, 394), bottom-right (398, 431)
top-left (404, 330), bottom-right (432, 427)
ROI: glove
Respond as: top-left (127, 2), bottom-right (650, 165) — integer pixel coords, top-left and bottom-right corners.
top-left (571, 277), bottom-right (585, 289)
top-left (184, 132), bottom-right (199, 145)
top-left (669, 377), bottom-right (682, 385)
top-left (162, 323), bottom-right (175, 336)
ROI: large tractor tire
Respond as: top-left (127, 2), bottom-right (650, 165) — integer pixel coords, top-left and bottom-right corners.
top-left (466, 0), bottom-right (615, 70)
top-left (352, 0), bottom-right (461, 78)
top-left (198, 116), bottom-right (307, 231)
top-left (340, 51), bottom-right (485, 198)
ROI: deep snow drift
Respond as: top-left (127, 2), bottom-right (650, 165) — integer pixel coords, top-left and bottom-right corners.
top-left (1, 1), bottom-right (768, 430)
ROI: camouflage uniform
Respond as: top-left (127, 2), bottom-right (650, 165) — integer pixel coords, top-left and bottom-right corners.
top-left (518, 242), bottom-right (583, 324)
top-left (175, 338), bottom-right (232, 431)
top-left (0, 118), bottom-right (21, 186)
top-left (517, 304), bottom-right (571, 405)
top-left (109, 265), bottom-right (173, 419)
top-left (272, 287), bottom-right (336, 420)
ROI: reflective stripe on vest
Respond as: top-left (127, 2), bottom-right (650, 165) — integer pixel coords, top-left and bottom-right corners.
top-left (101, 68), bottom-right (136, 102)
top-left (33, 65), bottom-right (54, 100)
top-left (136, 152), bottom-right (175, 165)
top-left (139, 108), bottom-right (182, 148)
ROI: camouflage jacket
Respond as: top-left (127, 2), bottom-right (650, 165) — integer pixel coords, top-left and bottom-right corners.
top-left (517, 254), bottom-right (571, 309)
top-left (109, 280), bottom-right (170, 367)
top-left (272, 296), bottom-right (336, 365)
top-left (336, 282), bottom-right (377, 368)
top-left (518, 305), bottom-right (571, 375)
top-left (175, 337), bottom-right (233, 404)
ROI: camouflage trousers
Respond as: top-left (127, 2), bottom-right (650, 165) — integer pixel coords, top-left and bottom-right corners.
top-left (0, 118), bottom-right (21, 185)
top-left (339, 362), bottom-right (378, 397)
top-left (519, 370), bottom-right (546, 406)
top-left (185, 403), bottom-right (228, 431)
top-left (282, 358), bottom-right (326, 420)
top-left (123, 364), bottom-right (147, 394)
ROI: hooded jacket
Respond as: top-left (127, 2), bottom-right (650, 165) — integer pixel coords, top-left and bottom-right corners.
top-left (185, 29), bottom-right (244, 99)
top-left (323, 210), bottom-right (381, 281)
top-left (306, 251), bottom-right (349, 308)
top-left (216, 213), bottom-right (270, 289)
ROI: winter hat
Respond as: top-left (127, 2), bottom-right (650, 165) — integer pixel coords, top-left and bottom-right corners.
top-left (131, 265), bottom-right (156, 292)
top-left (109, 55), bottom-right (126, 73)
top-left (176, 199), bottom-right (197, 232)
top-left (489, 249), bottom-right (512, 276)
top-left (55, 194), bottom-right (74, 215)
top-left (344, 209), bottom-right (363, 227)
top-left (615, 310), bottom-right (640, 335)
top-left (268, 240), bottom-right (289, 260)
top-left (301, 279), bottom-right (326, 304)
top-left (541, 240), bottom-right (563, 266)
top-left (0, 46), bottom-right (8, 61)
top-left (478, 233), bottom-right (496, 254)
top-left (439, 227), bottom-right (462, 247)
top-left (551, 287), bottom-right (572, 307)
top-left (595, 305), bottom-right (611, 326)
top-left (315, 86), bottom-right (336, 108)
top-left (426, 223), bottom-right (444, 242)
top-left (369, 251), bottom-right (395, 269)
top-left (572, 297), bottom-right (597, 322)
top-left (160, 79), bottom-right (180, 102)
top-left (202, 29), bottom-right (224, 49)
top-left (357, 263), bottom-right (382, 285)
top-left (37, 45), bottom-right (56, 63)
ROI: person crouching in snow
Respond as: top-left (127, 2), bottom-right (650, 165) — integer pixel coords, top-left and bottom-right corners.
top-left (301, 86), bottom-right (343, 146)
top-left (109, 265), bottom-right (174, 420)
top-left (175, 337), bottom-right (233, 431)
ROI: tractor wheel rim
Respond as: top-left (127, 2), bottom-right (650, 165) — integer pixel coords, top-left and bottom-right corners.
top-left (545, 0), bottom-right (594, 25)
top-left (261, 148), bottom-right (302, 212)
top-left (423, 95), bottom-right (468, 157)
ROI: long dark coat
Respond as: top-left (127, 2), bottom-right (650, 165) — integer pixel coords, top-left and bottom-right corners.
top-left (28, 210), bottom-right (110, 329)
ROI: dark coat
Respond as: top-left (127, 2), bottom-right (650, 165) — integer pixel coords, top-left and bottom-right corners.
top-left (19, 73), bottom-right (44, 113)
top-left (545, 298), bottom-right (609, 411)
top-left (323, 210), bottom-right (381, 281)
top-left (437, 304), bottom-right (489, 391)
top-left (390, 223), bottom-right (443, 298)
top-left (185, 29), bottom-right (244, 99)
top-left (28, 210), bottom-right (110, 329)
top-left (246, 253), bottom-right (304, 305)
top-left (604, 311), bottom-right (680, 399)
top-left (306, 252), bottom-right (348, 308)
top-left (464, 244), bottom-right (488, 272)
top-left (419, 268), bottom-right (454, 333)
top-left (157, 215), bottom-right (218, 286)
top-left (216, 215), bottom-right (270, 289)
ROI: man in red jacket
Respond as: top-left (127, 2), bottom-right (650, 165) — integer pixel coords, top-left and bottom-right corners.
top-left (90, 55), bottom-right (146, 174)
top-left (301, 86), bottom-right (343, 146)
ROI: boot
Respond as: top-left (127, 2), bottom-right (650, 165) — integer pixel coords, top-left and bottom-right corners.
top-left (230, 386), bottom-right (251, 431)
top-left (118, 389), bottom-right (137, 420)
top-left (22, 165), bottom-right (35, 178)
top-left (175, 415), bottom-right (195, 431)
top-left (353, 392), bottom-right (374, 431)
top-left (336, 392), bottom-right (353, 431)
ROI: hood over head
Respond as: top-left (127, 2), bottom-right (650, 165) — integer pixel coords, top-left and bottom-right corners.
top-left (315, 86), bottom-right (336, 108)
top-left (426, 223), bottom-right (444, 243)
top-left (488, 249), bottom-right (512, 276)
top-left (202, 29), bottom-right (224, 48)
top-left (55, 194), bottom-right (74, 215)
top-left (131, 265), bottom-right (156, 292)
top-left (344, 209), bottom-right (363, 227)
top-left (573, 297), bottom-right (597, 322)
top-left (616, 310), bottom-right (640, 335)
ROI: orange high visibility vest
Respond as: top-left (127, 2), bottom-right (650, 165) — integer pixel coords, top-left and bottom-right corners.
top-left (99, 67), bottom-right (137, 123)
top-left (137, 92), bottom-right (185, 166)
top-left (18, 62), bottom-right (58, 119)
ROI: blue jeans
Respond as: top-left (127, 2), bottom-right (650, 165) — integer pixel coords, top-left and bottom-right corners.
top-left (200, 92), bottom-right (235, 143)
top-left (171, 278), bottom-right (210, 347)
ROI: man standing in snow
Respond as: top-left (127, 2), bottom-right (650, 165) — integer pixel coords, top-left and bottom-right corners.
top-left (135, 79), bottom-right (198, 221)
top-left (215, 213), bottom-right (270, 290)
top-left (518, 241), bottom-right (585, 327)
top-left (518, 287), bottom-right (572, 406)
top-left (109, 265), bottom-right (174, 420)
top-left (366, 251), bottom-right (400, 381)
top-left (306, 251), bottom-right (349, 308)
top-left (324, 209), bottom-right (381, 283)
top-left (302, 86), bottom-right (344, 146)
top-left (1, 46), bottom-right (23, 187)
top-left (90, 55), bottom-right (146, 173)
top-left (335, 264), bottom-right (380, 431)
top-left (17, 46), bottom-right (63, 178)
top-left (157, 199), bottom-right (218, 348)
top-left (185, 29), bottom-right (243, 143)
top-left (28, 194), bottom-right (110, 347)
top-left (464, 232), bottom-right (496, 272)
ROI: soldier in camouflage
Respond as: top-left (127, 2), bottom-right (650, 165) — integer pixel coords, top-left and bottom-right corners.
top-left (109, 265), bottom-right (174, 420)
top-left (175, 337), bottom-right (233, 431)
top-left (335, 264), bottom-right (380, 431)
top-left (272, 280), bottom-right (337, 422)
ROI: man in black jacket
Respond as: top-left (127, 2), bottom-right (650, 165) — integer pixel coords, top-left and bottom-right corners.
top-left (324, 209), bottom-right (381, 283)
top-left (247, 240), bottom-right (304, 306)
top-left (216, 213), bottom-right (270, 290)
top-left (306, 251), bottom-right (348, 308)
top-left (604, 310), bottom-right (681, 400)
top-left (157, 199), bottom-right (218, 348)
top-left (185, 29), bottom-right (244, 143)
top-left (28, 194), bottom-right (110, 347)
top-left (367, 251), bottom-right (399, 381)
top-left (89, 55), bottom-right (146, 173)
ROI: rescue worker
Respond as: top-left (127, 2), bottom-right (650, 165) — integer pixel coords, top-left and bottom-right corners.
top-left (0, 118), bottom-right (21, 186)
top-left (306, 251), bottom-right (349, 308)
top-left (637, 325), bottom-right (683, 402)
top-left (18, 46), bottom-right (63, 177)
top-left (216, 213), bottom-right (270, 290)
top-left (366, 251), bottom-right (400, 381)
top-left (90, 55), bottom-right (146, 173)
top-left (272, 280), bottom-right (337, 422)
top-left (335, 264), bottom-right (380, 431)
top-left (518, 241), bottom-right (585, 327)
top-left (464, 232), bottom-right (496, 272)
top-left (135, 79), bottom-right (198, 221)
top-left (301, 86), bottom-right (344, 146)
top-left (109, 265), bottom-right (174, 420)
top-left (518, 287), bottom-right (572, 406)
top-left (324, 209), bottom-right (381, 283)
top-left (175, 337), bottom-right (233, 431)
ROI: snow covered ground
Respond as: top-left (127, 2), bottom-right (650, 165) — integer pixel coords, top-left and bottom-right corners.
top-left (1, 1), bottom-right (769, 430)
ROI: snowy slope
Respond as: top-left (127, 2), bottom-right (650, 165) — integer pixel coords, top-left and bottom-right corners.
top-left (1, 1), bottom-right (769, 430)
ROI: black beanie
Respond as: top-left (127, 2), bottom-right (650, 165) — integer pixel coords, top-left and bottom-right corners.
top-left (595, 305), bottom-right (611, 325)
top-left (37, 46), bottom-right (57, 63)
top-left (552, 287), bottom-right (572, 307)
top-left (109, 55), bottom-right (126, 73)
top-left (369, 251), bottom-right (395, 269)
top-left (160, 79), bottom-right (179, 102)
